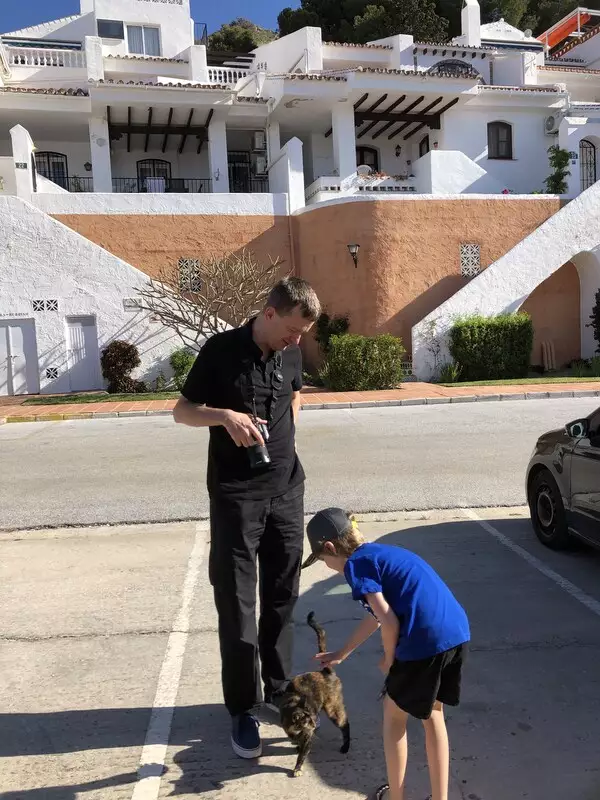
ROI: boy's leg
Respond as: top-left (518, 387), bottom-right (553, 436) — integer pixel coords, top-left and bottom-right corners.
top-left (383, 694), bottom-right (409, 800)
top-left (422, 700), bottom-right (449, 800)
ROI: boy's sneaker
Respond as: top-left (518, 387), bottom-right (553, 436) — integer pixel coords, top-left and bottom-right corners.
top-left (231, 713), bottom-right (262, 759)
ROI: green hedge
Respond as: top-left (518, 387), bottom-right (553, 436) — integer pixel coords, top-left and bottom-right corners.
top-left (170, 347), bottom-right (196, 391)
top-left (449, 313), bottom-right (533, 381)
top-left (322, 334), bottom-right (406, 391)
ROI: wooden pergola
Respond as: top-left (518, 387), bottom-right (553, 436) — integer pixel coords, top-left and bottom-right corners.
top-left (325, 93), bottom-right (459, 141)
top-left (107, 106), bottom-right (214, 154)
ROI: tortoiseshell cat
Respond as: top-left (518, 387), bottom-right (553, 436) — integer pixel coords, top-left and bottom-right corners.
top-left (279, 612), bottom-right (350, 777)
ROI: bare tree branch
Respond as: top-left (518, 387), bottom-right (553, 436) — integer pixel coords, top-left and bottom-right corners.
top-left (137, 250), bottom-right (287, 350)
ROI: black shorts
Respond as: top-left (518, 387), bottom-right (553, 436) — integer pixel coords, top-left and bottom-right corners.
top-left (384, 643), bottom-right (468, 720)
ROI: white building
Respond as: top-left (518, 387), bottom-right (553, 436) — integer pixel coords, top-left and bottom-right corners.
top-left (2, 0), bottom-right (600, 396)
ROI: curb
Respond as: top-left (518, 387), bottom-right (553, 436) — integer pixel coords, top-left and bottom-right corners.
top-left (2, 389), bottom-right (599, 424)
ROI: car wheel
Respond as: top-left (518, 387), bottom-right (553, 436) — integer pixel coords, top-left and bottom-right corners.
top-left (529, 470), bottom-right (570, 550)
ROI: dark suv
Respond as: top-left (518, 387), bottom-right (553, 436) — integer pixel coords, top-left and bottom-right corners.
top-left (527, 405), bottom-right (600, 549)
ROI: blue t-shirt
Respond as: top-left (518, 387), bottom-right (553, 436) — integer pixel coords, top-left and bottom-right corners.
top-left (344, 542), bottom-right (470, 662)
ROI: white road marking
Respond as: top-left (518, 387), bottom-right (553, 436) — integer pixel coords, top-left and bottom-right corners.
top-left (131, 522), bottom-right (206, 800)
top-left (463, 508), bottom-right (600, 617)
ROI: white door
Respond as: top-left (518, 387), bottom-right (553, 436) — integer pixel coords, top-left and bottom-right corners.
top-left (66, 316), bottom-right (101, 392)
top-left (0, 319), bottom-right (40, 396)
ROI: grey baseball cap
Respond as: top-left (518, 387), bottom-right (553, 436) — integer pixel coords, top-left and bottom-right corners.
top-left (301, 507), bottom-right (353, 569)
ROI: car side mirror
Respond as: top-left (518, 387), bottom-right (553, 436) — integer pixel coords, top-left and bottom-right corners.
top-left (566, 419), bottom-right (589, 439)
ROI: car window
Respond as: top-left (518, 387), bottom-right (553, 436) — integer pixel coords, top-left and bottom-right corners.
top-left (588, 408), bottom-right (600, 438)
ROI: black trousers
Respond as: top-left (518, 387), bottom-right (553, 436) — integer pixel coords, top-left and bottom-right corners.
top-left (208, 483), bottom-right (305, 716)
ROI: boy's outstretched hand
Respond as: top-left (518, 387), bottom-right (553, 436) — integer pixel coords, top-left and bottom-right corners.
top-left (314, 650), bottom-right (346, 668)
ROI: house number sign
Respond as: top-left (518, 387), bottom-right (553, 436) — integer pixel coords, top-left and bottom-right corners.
top-left (15, 163), bottom-right (28, 169)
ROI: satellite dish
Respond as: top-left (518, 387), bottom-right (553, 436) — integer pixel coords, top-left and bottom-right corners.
top-left (357, 164), bottom-right (372, 176)
top-left (524, 28), bottom-right (533, 38)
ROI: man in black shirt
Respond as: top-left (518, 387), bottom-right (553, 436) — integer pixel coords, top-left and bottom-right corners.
top-left (173, 277), bottom-right (321, 759)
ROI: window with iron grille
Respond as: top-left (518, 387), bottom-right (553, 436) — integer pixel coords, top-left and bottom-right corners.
top-left (178, 258), bottom-right (202, 292)
top-left (460, 244), bottom-right (481, 278)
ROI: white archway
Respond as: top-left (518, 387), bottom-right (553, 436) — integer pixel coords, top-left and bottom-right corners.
top-left (572, 250), bottom-right (600, 358)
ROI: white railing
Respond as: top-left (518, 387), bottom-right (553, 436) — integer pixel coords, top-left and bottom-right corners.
top-left (207, 66), bottom-right (248, 85)
top-left (305, 175), bottom-right (416, 203)
top-left (6, 47), bottom-right (86, 69)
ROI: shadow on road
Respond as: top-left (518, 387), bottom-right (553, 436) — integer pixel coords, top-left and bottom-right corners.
top-left (0, 771), bottom-right (139, 799)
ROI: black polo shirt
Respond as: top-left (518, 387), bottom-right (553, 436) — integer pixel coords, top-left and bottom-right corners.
top-left (181, 318), bottom-right (305, 499)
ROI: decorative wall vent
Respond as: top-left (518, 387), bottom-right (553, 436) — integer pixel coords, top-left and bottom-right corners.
top-left (123, 298), bottom-right (142, 311)
top-left (46, 367), bottom-right (59, 380)
top-left (460, 244), bottom-right (481, 278)
top-left (178, 258), bottom-right (202, 292)
top-left (32, 299), bottom-right (59, 312)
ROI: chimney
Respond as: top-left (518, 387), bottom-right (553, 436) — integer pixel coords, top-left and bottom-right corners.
top-left (461, 0), bottom-right (481, 47)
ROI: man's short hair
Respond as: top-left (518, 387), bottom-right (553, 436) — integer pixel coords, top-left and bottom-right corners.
top-left (266, 277), bottom-right (321, 321)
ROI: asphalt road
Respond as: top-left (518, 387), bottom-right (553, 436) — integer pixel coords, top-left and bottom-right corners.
top-left (3, 509), bottom-right (600, 799)
top-left (1, 397), bottom-right (598, 530)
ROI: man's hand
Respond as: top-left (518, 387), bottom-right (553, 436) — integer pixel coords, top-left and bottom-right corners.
top-left (314, 650), bottom-right (346, 668)
top-left (222, 410), bottom-right (268, 448)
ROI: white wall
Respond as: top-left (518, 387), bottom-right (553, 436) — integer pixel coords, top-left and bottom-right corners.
top-left (34, 140), bottom-right (93, 181)
top-left (31, 192), bottom-right (289, 215)
top-left (253, 27), bottom-right (323, 74)
top-left (412, 184), bottom-right (600, 379)
top-left (492, 54), bottom-right (525, 86)
top-left (268, 137), bottom-right (304, 212)
top-left (443, 106), bottom-right (550, 193)
top-left (4, 13), bottom-right (96, 42)
top-left (573, 250), bottom-right (600, 358)
top-left (0, 194), bottom-right (181, 394)
top-left (110, 146), bottom-right (210, 182)
top-left (413, 150), bottom-right (503, 193)
top-left (93, 0), bottom-right (193, 59)
top-left (0, 156), bottom-right (16, 195)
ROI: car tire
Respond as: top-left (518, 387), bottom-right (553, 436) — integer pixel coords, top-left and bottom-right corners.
top-left (529, 470), bottom-right (571, 550)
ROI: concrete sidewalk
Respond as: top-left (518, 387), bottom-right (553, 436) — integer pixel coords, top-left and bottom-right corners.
top-left (3, 509), bottom-right (600, 800)
top-left (1, 381), bottom-right (599, 423)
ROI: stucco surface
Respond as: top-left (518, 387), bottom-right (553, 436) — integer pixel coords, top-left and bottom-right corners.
top-left (412, 182), bottom-right (600, 380)
top-left (0, 196), bottom-right (178, 395)
top-left (54, 214), bottom-right (294, 278)
top-left (293, 197), bottom-right (560, 366)
top-left (521, 261), bottom-right (581, 368)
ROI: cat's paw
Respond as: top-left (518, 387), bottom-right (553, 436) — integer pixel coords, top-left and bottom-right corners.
top-left (340, 742), bottom-right (350, 754)
top-left (292, 768), bottom-right (303, 778)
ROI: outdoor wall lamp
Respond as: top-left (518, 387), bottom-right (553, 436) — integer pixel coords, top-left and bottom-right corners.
top-left (84, 162), bottom-right (92, 172)
top-left (347, 243), bottom-right (360, 268)
top-left (395, 145), bottom-right (402, 157)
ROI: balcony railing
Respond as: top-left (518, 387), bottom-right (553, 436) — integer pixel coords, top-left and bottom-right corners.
top-left (112, 177), bottom-right (213, 193)
top-left (207, 66), bottom-right (248, 85)
top-left (7, 46), bottom-right (86, 68)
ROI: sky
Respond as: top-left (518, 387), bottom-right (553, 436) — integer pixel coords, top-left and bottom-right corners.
top-left (0, 0), bottom-right (298, 35)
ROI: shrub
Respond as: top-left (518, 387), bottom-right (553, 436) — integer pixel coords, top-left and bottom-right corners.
top-left (589, 356), bottom-right (600, 377)
top-left (315, 312), bottom-right (350, 354)
top-left (589, 288), bottom-right (600, 354)
top-left (170, 347), bottom-right (196, 391)
top-left (439, 362), bottom-right (462, 383)
top-left (100, 340), bottom-right (142, 394)
top-left (571, 359), bottom-right (590, 378)
top-left (449, 313), bottom-right (533, 381)
top-left (321, 333), bottom-right (406, 391)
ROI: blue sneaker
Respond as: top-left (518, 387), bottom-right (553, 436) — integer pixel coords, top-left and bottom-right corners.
top-left (231, 713), bottom-right (262, 759)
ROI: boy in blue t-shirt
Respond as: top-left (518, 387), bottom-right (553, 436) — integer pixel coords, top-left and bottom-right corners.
top-left (302, 508), bottom-right (470, 800)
